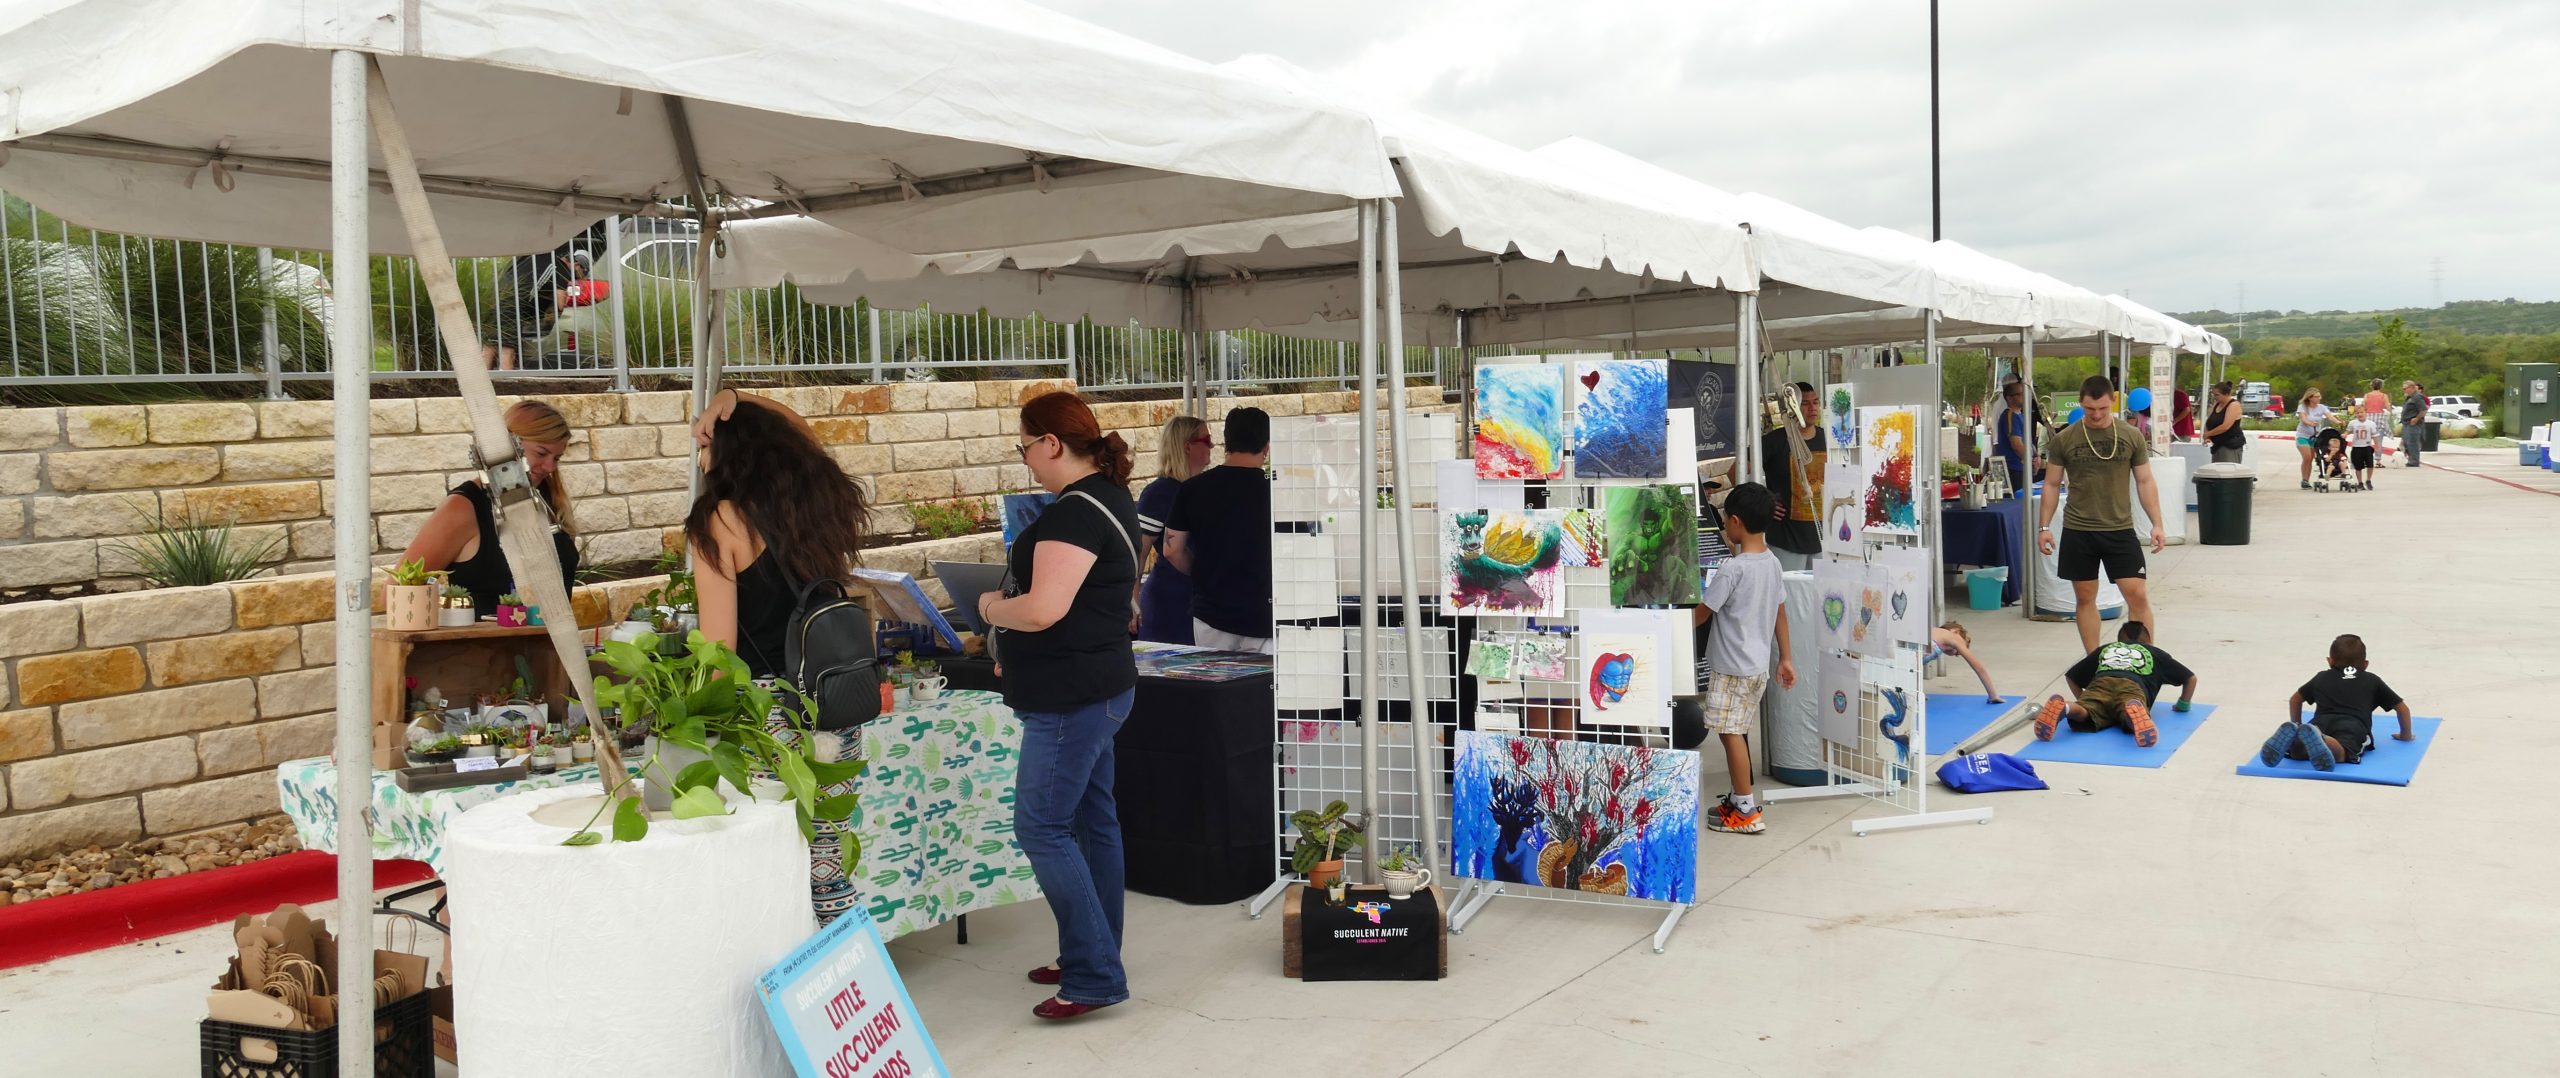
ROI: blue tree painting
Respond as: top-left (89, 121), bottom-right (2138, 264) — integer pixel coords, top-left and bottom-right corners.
top-left (1452, 731), bottom-right (1698, 903)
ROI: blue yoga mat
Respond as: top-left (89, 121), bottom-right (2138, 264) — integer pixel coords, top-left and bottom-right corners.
top-left (1926, 693), bottom-right (2022, 756)
top-left (2233, 716), bottom-right (2442, 786)
top-left (2014, 703), bottom-right (2216, 769)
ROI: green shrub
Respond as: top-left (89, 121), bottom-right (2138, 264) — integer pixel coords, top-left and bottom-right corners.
top-left (110, 503), bottom-right (281, 587)
top-left (908, 497), bottom-right (991, 540)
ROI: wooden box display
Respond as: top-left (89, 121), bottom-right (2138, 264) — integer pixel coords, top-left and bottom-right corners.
top-left (373, 624), bottom-right (577, 770)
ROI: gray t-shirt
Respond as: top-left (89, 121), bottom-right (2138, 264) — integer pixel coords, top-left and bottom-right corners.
top-left (1699, 549), bottom-right (1783, 676)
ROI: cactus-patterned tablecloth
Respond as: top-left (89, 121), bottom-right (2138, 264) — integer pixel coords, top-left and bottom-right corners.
top-left (277, 689), bottom-right (1037, 942)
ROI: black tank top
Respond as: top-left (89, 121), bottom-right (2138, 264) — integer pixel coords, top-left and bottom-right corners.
top-left (733, 546), bottom-right (797, 680)
top-left (444, 482), bottom-right (580, 617)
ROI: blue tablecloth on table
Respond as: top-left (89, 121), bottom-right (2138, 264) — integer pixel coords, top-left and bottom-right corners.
top-left (1939, 497), bottom-right (2024, 605)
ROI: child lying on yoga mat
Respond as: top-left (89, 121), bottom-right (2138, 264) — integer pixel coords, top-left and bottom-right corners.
top-left (2259, 633), bottom-right (2413, 771)
top-left (1931, 621), bottom-right (2003, 704)
top-left (2034, 620), bottom-right (2196, 747)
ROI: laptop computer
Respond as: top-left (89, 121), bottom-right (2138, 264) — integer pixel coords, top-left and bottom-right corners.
top-left (929, 560), bottom-right (1008, 633)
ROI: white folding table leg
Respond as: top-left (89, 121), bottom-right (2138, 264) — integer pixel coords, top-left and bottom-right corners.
top-left (1760, 781), bottom-right (1882, 804)
top-left (1850, 806), bottom-right (1994, 837)
top-left (1448, 881), bottom-right (1504, 935)
top-left (1650, 904), bottom-right (1690, 954)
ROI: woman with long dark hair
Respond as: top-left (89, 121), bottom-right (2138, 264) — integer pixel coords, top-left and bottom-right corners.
top-left (401, 400), bottom-right (580, 616)
top-left (975, 391), bottom-right (1140, 1021)
top-left (687, 388), bottom-right (872, 926)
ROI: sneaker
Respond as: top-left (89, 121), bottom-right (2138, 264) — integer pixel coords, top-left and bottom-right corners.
top-left (2034, 695), bottom-right (2068, 741)
top-left (2123, 699), bottom-right (2158, 748)
top-left (1705, 796), bottom-right (1766, 835)
top-left (2259, 723), bottom-right (2298, 767)
top-left (2301, 723), bottom-right (2336, 771)
top-left (2300, 480), bottom-right (2312, 489)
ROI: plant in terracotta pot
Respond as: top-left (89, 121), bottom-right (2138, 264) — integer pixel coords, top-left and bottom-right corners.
top-left (1289, 800), bottom-right (1364, 891)
top-left (383, 558), bottom-right (439, 631)
top-left (494, 591), bottom-right (530, 627)
top-left (570, 630), bottom-right (866, 852)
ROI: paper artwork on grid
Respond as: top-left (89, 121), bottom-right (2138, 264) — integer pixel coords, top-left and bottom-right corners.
top-left (1860, 406), bottom-right (1922, 538)
top-left (1451, 732), bottom-right (1699, 904)
top-left (1465, 636), bottom-right (1516, 681)
top-left (1557, 508), bottom-right (1605, 568)
top-left (1824, 383), bottom-right (1859, 453)
top-left (1812, 557), bottom-right (1861, 655)
top-left (1846, 561), bottom-right (1889, 660)
top-left (1444, 508), bottom-right (1564, 617)
top-left (1274, 626), bottom-right (1344, 710)
top-left (1473, 363), bottom-right (1567, 480)
top-left (1348, 627), bottom-right (1455, 702)
top-left (1572, 358), bottom-right (1669, 478)
top-left (1602, 485), bottom-right (1701, 607)
top-left (1871, 545), bottom-right (1930, 652)
top-left (1273, 530), bottom-right (1337, 620)
top-left (1329, 508), bottom-right (1441, 600)
top-left (1274, 414), bottom-right (1362, 520)
top-left (1579, 608), bottom-right (1682, 727)
top-left (1576, 632), bottom-right (1656, 721)
top-left (1513, 633), bottom-right (1572, 683)
top-left (1818, 652), bottom-right (1861, 747)
top-left (1821, 459), bottom-right (1865, 559)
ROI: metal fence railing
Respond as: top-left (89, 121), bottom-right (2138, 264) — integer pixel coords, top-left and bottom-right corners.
top-left (2, 193), bottom-right (1467, 398)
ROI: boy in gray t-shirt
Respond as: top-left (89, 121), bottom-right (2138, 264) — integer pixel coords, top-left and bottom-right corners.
top-left (1692, 483), bottom-right (1796, 835)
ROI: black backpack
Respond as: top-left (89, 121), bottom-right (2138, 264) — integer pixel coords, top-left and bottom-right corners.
top-left (764, 577), bottom-right (885, 732)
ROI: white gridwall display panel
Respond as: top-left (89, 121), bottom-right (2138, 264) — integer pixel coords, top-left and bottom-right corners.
top-left (1813, 651), bottom-right (1930, 817)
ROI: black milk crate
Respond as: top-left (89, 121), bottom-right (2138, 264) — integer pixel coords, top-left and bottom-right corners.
top-left (200, 990), bottom-right (433, 1078)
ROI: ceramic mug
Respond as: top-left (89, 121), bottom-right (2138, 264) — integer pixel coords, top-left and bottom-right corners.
top-left (1382, 867), bottom-right (1433, 900)
top-left (911, 675), bottom-right (949, 701)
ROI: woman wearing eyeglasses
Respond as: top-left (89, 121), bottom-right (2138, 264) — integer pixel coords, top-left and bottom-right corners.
top-left (1132, 415), bottom-right (1213, 643)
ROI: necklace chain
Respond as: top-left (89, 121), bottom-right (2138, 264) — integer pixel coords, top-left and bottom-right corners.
top-left (2082, 421), bottom-right (2121, 462)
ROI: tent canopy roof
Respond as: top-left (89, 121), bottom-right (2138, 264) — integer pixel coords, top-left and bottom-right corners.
top-left (0, 0), bottom-right (1397, 256)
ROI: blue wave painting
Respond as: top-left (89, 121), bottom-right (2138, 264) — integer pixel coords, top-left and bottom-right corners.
top-left (1573, 358), bottom-right (1668, 478)
top-left (1451, 731), bottom-right (1699, 904)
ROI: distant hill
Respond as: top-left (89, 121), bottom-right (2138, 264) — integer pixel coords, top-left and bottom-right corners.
top-left (2170, 299), bottom-right (2560, 339)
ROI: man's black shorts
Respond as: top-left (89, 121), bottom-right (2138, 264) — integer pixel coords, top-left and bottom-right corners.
top-left (2057, 527), bottom-right (2144, 582)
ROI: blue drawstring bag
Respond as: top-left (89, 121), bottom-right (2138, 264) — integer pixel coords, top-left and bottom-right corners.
top-left (1936, 752), bottom-right (2049, 793)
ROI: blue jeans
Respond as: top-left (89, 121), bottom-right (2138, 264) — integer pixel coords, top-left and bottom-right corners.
top-left (1014, 688), bottom-right (1134, 1005)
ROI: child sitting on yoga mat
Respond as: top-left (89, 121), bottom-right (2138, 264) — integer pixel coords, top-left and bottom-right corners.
top-left (2259, 634), bottom-right (2413, 771)
top-left (2034, 621), bottom-right (2196, 747)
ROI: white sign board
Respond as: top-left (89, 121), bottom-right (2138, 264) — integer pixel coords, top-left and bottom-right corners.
top-left (756, 912), bottom-right (950, 1078)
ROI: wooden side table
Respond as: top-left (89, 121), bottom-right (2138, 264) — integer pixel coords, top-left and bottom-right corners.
top-left (372, 623), bottom-right (580, 769)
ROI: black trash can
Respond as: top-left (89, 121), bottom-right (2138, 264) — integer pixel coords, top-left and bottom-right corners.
top-left (2420, 420), bottom-right (2443, 452)
top-left (2195, 463), bottom-right (2255, 546)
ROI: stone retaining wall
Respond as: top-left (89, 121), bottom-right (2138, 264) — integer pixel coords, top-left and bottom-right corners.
top-left (0, 380), bottom-right (1450, 861)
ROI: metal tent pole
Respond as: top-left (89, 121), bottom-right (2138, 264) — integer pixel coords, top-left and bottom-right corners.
top-left (1735, 289), bottom-right (1762, 483)
top-left (1354, 200), bottom-right (1382, 878)
top-left (326, 49), bottom-right (377, 1078)
top-left (2019, 329), bottom-right (2037, 621)
top-left (1378, 201), bottom-right (1439, 877)
top-left (1925, 309), bottom-right (1944, 627)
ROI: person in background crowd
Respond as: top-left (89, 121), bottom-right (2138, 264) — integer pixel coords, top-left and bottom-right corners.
top-left (478, 228), bottom-right (600, 370)
top-left (2400, 380), bottom-right (2429, 468)
top-left (978, 391), bottom-right (1141, 1022)
top-left (1165, 407), bottom-right (1274, 653)
top-left (1133, 415), bottom-right (1213, 644)
top-left (1996, 379), bottom-right (2030, 492)
top-left (2200, 381), bottom-right (2248, 464)
top-left (2294, 387), bottom-right (2332, 489)
top-left (400, 400), bottom-right (580, 617)
top-left (684, 388), bottom-right (868, 679)
top-left (2171, 388), bottom-right (2197, 441)
top-left (2038, 377), bottom-right (2167, 654)
top-left (2361, 378), bottom-right (2392, 432)
top-left (1761, 381), bottom-right (1826, 570)
top-left (2345, 409), bottom-right (2382, 491)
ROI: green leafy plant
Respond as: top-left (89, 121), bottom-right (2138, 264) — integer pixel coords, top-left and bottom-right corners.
top-left (1287, 800), bottom-right (1364, 874)
top-left (496, 591), bottom-right (524, 608)
top-left (637, 551), bottom-right (698, 613)
top-left (109, 503), bottom-right (281, 588)
top-left (1378, 846), bottom-right (1420, 874)
top-left (1940, 459), bottom-right (1970, 481)
top-left (569, 631), bottom-right (866, 855)
top-left (908, 496), bottom-right (992, 540)
top-left (414, 734), bottom-right (462, 757)
top-left (443, 583), bottom-right (474, 603)
top-left (384, 558), bottom-right (431, 586)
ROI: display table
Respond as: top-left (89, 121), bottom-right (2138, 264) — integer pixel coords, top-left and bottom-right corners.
top-left (1762, 570), bottom-right (1825, 786)
top-left (1939, 497), bottom-right (2024, 606)
top-left (278, 690), bottom-right (1036, 942)
top-left (1116, 668), bottom-right (1275, 905)
top-left (370, 623), bottom-right (578, 769)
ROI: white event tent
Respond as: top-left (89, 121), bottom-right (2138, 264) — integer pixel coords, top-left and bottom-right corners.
top-left (0, 1), bottom-right (1401, 1068)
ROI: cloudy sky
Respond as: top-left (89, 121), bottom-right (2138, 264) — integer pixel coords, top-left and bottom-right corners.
top-left (1042, 0), bottom-right (2559, 315)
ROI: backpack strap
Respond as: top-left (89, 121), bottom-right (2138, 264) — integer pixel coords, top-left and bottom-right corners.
top-left (1060, 490), bottom-right (1138, 568)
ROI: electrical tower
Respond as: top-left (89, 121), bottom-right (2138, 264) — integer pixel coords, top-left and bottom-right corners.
top-left (2431, 257), bottom-right (2444, 308)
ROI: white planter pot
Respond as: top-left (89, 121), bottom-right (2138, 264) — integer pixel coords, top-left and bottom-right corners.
top-left (465, 745), bottom-right (498, 758)
top-left (639, 735), bottom-right (717, 813)
top-left (438, 606), bottom-right (479, 627)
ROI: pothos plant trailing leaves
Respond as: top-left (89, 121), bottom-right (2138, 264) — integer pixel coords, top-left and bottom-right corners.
top-left (565, 631), bottom-right (866, 868)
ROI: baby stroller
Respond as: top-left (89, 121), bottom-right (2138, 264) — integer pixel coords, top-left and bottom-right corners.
top-left (2311, 427), bottom-right (2360, 492)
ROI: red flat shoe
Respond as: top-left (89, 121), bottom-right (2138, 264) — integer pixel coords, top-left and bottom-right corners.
top-left (1033, 997), bottom-right (1116, 1021)
top-left (1027, 965), bottom-right (1061, 986)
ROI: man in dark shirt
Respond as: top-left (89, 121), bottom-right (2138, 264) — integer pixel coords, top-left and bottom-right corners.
top-left (1760, 382), bottom-right (1824, 570)
top-left (2398, 380), bottom-right (2429, 468)
top-left (2034, 620), bottom-right (2196, 748)
top-left (1165, 406), bottom-right (1274, 653)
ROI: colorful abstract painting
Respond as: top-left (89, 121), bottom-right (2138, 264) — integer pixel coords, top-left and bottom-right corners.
top-left (1465, 637), bottom-right (1518, 681)
top-left (1603, 485), bottom-right (1702, 607)
top-left (1847, 564), bottom-right (1889, 658)
top-left (1444, 508), bottom-right (1565, 617)
top-left (1824, 383), bottom-right (1859, 450)
top-left (1819, 653), bottom-right (1862, 747)
top-left (1558, 508), bottom-right (1605, 568)
top-left (1452, 732), bottom-right (1699, 903)
top-left (1572, 358), bottom-right (1668, 478)
top-left (1578, 631), bottom-right (1658, 718)
top-left (1821, 460), bottom-right (1866, 558)
top-left (1514, 634), bottom-right (1572, 682)
top-left (1473, 364), bottom-right (1566, 479)
top-left (1861, 406), bottom-right (1922, 537)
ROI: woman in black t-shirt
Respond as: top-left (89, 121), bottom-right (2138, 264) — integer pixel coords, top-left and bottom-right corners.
top-left (974, 391), bottom-right (1139, 1022)
top-left (399, 400), bottom-right (580, 616)
top-left (684, 389), bottom-right (869, 679)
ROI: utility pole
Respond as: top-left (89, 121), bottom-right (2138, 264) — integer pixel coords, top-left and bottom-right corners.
top-left (2237, 282), bottom-right (2246, 343)
top-left (2431, 257), bottom-right (2444, 309)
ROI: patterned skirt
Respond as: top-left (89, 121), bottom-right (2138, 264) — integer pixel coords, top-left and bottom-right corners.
top-left (764, 710), bottom-right (865, 927)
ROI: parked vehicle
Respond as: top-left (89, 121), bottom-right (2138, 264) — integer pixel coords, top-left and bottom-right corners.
top-left (2427, 393), bottom-right (2481, 418)
top-left (2238, 381), bottom-right (2271, 413)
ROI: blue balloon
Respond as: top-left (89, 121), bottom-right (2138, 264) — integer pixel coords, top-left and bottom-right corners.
top-left (2067, 407), bottom-right (2085, 425)
top-left (2127, 387), bottom-right (2154, 412)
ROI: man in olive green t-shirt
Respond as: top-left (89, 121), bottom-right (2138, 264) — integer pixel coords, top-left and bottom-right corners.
top-left (2037, 376), bottom-right (2167, 653)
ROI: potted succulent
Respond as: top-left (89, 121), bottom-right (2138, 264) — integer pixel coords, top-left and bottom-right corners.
top-left (438, 582), bottom-right (477, 627)
top-left (529, 736), bottom-right (557, 775)
top-left (569, 630), bottom-right (867, 845)
top-left (460, 723), bottom-right (507, 758)
top-left (494, 591), bottom-right (531, 627)
top-left (568, 725), bottom-right (597, 763)
top-left (411, 734), bottom-right (463, 764)
top-left (1289, 800), bottom-right (1364, 892)
top-left (383, 558), bottom-right (439, 631)
top-left (1378, 846), bottom-right (1434, 900)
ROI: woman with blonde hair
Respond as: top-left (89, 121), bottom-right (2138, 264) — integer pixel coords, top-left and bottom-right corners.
top-left (1133, 414), bottom-right (1213, 643)
top-left (401, 400), bottom-right (580, 616)
top-left (2294, 387), bottom-right (2332, 489)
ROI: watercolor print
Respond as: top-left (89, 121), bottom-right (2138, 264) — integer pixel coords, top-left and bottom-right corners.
top-left (1558, 508), bottom-right (1605, 568)
top-left (1473, 363), bottom-right (1567, 479)
top-left (1572, 358), bottom-right (1669, 478)
top-left (1513, 634), bottom-right (1573, 682)
top-left (1603, 484), bottom-right (1702, 607)
top-left (1872, 545), bottom-right (1930, 651)
top-left (1453, 732), bottom-right (1699, 903)
top-left (1847, 562), bottom-right (1889, 658)
top-left (1444, 508), bottom-right (1565, 617)
top-left (1821, 459), bottom-right (1865, 558)
top-left (1824, 382), bottom-right (1859, 450)
top-left (1813, 557), bottom-right (1861, 654)
top-left (1861, 405), bottom-right (1922, 536)
top-left (1466, 636), bottom-right (1518, 681)
top-left (1819, 653), bottom-right (1862, 747)
top-left (1578, 631), bottom-right (1658, 718)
